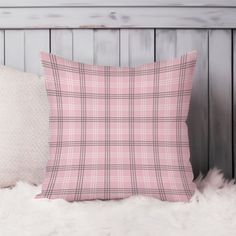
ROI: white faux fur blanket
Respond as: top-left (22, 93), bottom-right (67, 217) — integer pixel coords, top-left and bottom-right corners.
top-left (0, 169), bottom-right (236, 236)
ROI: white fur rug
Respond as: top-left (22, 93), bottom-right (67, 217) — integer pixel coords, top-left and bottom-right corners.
top-left (0, 169), bottom-right (236, 236)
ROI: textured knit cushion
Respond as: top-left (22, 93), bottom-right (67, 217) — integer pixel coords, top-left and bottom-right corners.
top-left (38, 51), bottom-right (197, 202)
top-left (0, 66), bottom-right (49, 187)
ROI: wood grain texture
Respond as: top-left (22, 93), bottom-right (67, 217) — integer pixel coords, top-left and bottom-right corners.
top-left (1, 7), bottom-right (236, 28)
top-left (177, 30), bottom-right (209, 177)
top-left (1, 0), bottom-right (236, 7)
top-left (209, 30), bottom-right (232, 179)
top-left (0, 31), bottom-right (4, 65)
top-left (234, 30), bottom-right (236, 178)
top-left (5, 30), bottom-right (49, 74)
top-left (24, 30), bottom-right (49, 74)
top-left (94, 30), bottom-right (119, 66)
top-left (156, 30), bottom-right (209, 177)
top-left (156, 30), bottom-right (177, 60)
top-left (5, 30), bottom-right (25, 70)
top-left (120, 29), bottom-right (154, 67)
top-left (73, 29), bottom-right (94, 64)
top-left (51, 30), bottom-right (73, 60)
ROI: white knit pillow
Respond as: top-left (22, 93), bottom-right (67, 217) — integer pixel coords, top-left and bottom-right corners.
top-left (0, 66), bottom-right (49, 187)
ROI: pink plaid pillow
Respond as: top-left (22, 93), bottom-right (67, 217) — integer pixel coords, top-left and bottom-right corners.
top-left (38, 51), bottom-right (197, 202)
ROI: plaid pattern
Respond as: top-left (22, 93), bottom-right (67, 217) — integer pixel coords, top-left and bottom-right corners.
top-left (37, 51), bottom-right (197, 202)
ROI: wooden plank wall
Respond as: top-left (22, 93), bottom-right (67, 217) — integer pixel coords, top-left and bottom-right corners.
top-left (209, 30), bottom-right (233, 179)
top-left (1, 0), bottom-right (236, 7)
top-left (1, 7), bottom-right (236, 29)
top-left (0, 28), bottom-right (234, 179)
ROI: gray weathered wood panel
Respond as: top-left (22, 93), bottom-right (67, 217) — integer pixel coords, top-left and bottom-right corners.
top-left (155, 30), bottom-right (209, 177)
top-left (209, 30), bottom-right (232, 179)
top-left (1, 0), bottom-right (236, 7)
top-left (234, 30), bottom-right (236, 178)
top-left (0, 30), bottom-right (4, 65)
top-left (94, 30), bottom-right (119, 66)
top-left (120, 29), bottom-right (154, 67)
top-left (24, 30), bottom-right (50, 74)
top-left (5, 30), bottom-right (25, 70)
top-left (177, 30), bottom-right (209, 177)
top-left (1, 7), bottom-right (236, 29)
top-left (51, 30), bottom-right (73, 60)
top-left (73, 29), bottom-right (94, 64)
top-left (156, 30), bottom-right (177, 60)
top-left (51, 29), bottom-right (95, 63)
top-left (5, 30), bottom-right (49, 74)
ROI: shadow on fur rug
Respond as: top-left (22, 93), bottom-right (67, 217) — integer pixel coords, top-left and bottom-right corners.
top-left (0, 169), bottom-right (235, 236)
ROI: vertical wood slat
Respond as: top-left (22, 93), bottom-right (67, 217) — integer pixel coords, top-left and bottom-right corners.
top-left (51, 29), bottom-right (73, 60)
top-left (5, 30), bottom-right (49, 74)
top-left (177, 30), bottom-right (209, 177)
top-left (51, 29), bottom-right (95, 63)
top-left (5, 30), bottom-right (25, 71)
top-left (233, 30), bottom-right (236, 178)
top-left (0, 30), bottom-right (4, 65)
top-left (120, 29), bottom-right (154, 66)
top-left (73, 29), bottom-right (94, 64)
top-left (156, 30), bottom-right (177, 60)
top-left (94, 29), bottom-right (119, 66)
top-left (178, 30), bottom-right (209, 177)
top-left (209, 30), bottom-right (232, 179)
top-left (24, 30), bottom-right (50, 74)
top-left (156, 29), bottom-right (209, 177)
top-left (51, 29), bottom-right (120, 66)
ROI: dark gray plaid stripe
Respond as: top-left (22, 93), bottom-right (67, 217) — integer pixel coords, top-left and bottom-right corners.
top-left (42, 60), bottom-right (196, 77)
top-left (41, 188), bottom-right (190, 197)
top-left (74, 63), bottom-right (87, 200)
top-left (47, 89), bottom-right (191, 99)
top-left (45, 54), bottom-right (63, 198)
top-left (49, 140), bottom-right (189, 147)
top-left (153, 61), bottom-right (166, 200)
top-left (129, 68), bottom-right (138, 195)
top-left (46, 164), bottom-right (193, 172)
top-left (50, 116), bottom-right (186, 123)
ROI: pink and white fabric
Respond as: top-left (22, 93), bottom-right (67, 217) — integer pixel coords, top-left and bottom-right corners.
top-left (37, 51), bottom-right (197, 202)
